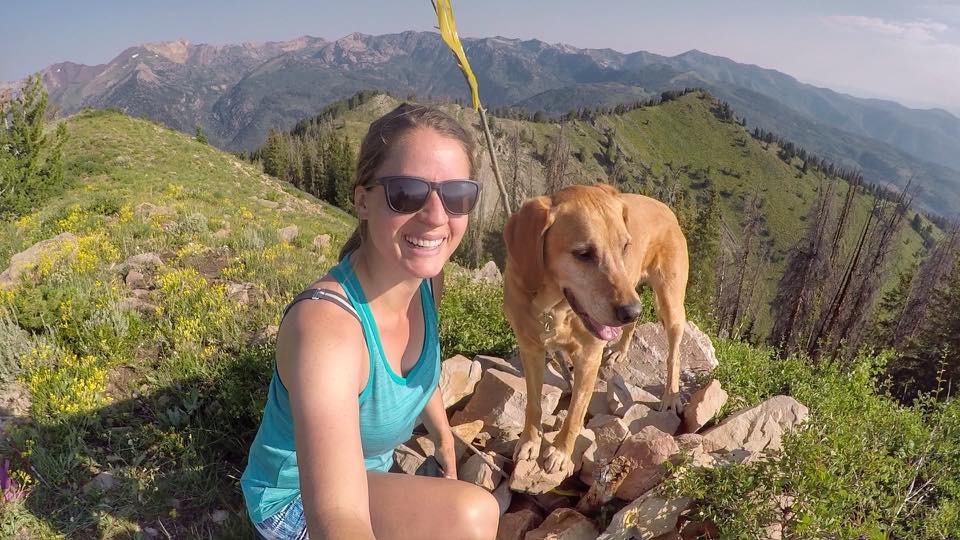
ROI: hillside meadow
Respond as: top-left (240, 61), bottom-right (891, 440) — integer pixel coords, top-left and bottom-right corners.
top-left (0, 109), bottom-right (956, 538)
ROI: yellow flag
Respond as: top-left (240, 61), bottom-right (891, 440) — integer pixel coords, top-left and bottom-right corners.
top-left (433, 0), bottom-right (480, 110)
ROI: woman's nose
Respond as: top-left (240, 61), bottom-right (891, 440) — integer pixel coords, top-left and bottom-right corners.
top-left (418, 189), bottom-right (448, 226)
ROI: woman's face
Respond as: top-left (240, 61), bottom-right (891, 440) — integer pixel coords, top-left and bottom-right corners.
top-left (355, 127), bottom-right (472, 280)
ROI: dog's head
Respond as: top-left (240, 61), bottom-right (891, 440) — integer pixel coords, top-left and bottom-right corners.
top-left (504, 183), bottom-right (642, 341)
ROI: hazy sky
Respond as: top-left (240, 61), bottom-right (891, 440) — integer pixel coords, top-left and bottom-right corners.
top-left (4, 0), bottom-right (959, 114)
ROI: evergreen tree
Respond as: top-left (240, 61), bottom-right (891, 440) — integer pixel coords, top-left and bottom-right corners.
top-left (194, 123), bottom-right (208, 145)
top-left (890, 254), bottom-right (960, 400)
top-left (868, 261), bottom-right (917, 350)
top-left (0, 74), bottom-right (67, 220)
top-left (323, 135), bottom-right (355, 211)
top-left (686, 189), bottom-right (721, 324)
top-left (261, 129), bottom-right (287, 178)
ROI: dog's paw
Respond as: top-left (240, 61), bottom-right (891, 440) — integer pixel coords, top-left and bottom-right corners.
top-left (513, 433), bottom-right (542, 463)
top-left (604, 347), bottom-right (629, 365)
top-left (658, 390), bottom-right (683, 415)
top-left (542, 444), bottom-right (575, 476)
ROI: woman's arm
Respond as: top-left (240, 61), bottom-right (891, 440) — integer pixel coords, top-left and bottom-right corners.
top-left (422, 268), bottom-right (458, 477)
top-left (420, 387), bottom-right (457, 479)
top-left (278, 300), bottom-right (376, 539)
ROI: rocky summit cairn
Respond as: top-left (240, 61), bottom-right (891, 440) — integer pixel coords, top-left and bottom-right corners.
top-left (396, 320), bottom-right (811, 538)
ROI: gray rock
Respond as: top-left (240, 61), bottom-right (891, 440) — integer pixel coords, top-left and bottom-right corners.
top-left (701, 395), bottom-right (808, 454)
top-left (0, 233), bottom-right (78, 288)
top-left (278, 225), bottom-right (299, 243)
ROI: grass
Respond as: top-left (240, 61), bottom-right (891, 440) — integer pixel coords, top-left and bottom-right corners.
top-left (0, 109), bottom-right (353, 538)
top-left (661, 341), bottom-right (960, 538)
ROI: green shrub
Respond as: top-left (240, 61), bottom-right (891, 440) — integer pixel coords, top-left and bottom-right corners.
top-left (438, 271), bottom-right (515, 359)
top-left (661, 343), bottom-right (960, 538)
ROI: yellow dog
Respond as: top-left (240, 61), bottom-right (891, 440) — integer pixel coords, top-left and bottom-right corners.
top-left (502, 183), bottom-right (689, 476)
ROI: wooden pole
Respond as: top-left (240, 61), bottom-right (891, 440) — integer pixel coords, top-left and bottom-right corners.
top-left (478, 106), bottom-right (512, 216)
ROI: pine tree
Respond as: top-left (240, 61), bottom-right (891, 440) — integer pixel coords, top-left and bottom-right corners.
top-left (890, 254), bottom-right (960, 400)
top-left (261, 129), bottom-right (288, 179)
top-left (194, 123), bottom-right (208, 145)
top-left (323, 135), bottom-right (355, 211)
top-left (1, 74), bottom-right (67, 219)
top-left (867, 260), bottom-right (917, 350)
top-left (685, 189), bottom-right (721, 324)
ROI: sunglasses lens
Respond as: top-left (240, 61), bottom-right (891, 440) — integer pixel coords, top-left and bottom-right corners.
top-left (439, 181), bottom-right (479, 214)
top-left (384, 177), bottom-right (430, 213)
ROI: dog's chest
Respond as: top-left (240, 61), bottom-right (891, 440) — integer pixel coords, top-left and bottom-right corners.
top-left (538, 302), bottom-right (581, 355)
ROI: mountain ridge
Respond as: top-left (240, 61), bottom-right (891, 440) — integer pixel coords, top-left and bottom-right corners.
top-left (6, 30), bottom-right (959, 216)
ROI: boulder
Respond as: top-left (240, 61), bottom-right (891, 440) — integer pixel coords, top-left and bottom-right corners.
top-left (125, 269), bottom-right (148, 289)
top-left (278, 225), bottom-right (299, 243)
top-left (496, 509), bottom-right (542, 540)
top-left (586, 415), bottom-right (630, 467)
top-left (682, 380), bottom-right (728, 433)
top-left (508, 458), bottom-right (568, 495)
top-left (613, 427), bottom-right (680, 500)
top-left (525, 508), bottom-right (598, 540)
top-left (440, 355), bottom-right (483, 409)
top-left (312, 234), bottom-right (331, 251)
top-left (451, 370), bottom-right (562, 438)
top-left (600, 321), bottom-right (718, 398)
top-left (460, 452), bottom-right (502, 491)
top-left (598, 495), bottom-right (692, 540)
top-left (622, 403), bottom-right (681, 436)
top-left (0, 233), bottom-right (78, 288)
top-left (472, 260), bottom-right (503, 284)
top-left (82, 471), bottom-right (118, 494)
top-left (701, 395), bottom-right (808, 454)
top-left (608, 372), bottom-right (660, 414)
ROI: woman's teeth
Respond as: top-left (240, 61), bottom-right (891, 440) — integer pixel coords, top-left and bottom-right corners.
top-left (404, 235), bottom-right (445, 248)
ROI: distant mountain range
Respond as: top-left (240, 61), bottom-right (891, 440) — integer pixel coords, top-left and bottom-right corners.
top-left (7, 31), bottom-right (960, 217)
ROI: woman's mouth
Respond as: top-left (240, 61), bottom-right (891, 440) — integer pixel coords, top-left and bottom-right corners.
top-left (563, 288), bottom-right (623, 342)
top-left (404, 234), bottom-right (446, 252)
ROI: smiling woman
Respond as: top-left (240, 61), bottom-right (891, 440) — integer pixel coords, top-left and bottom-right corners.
top-left (240, 104), bottom-right (499, 540)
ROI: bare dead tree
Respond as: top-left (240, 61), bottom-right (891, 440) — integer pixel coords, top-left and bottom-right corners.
top-left (508, 125), bottom-right (525, 211)
top-left (768, 176), bottom-right (838, 355)
top-left (544, 125), bottom-right (572, 196)
top-left (812, 180), bottom-right (912, 360)
top-left (735, 245), bottom-right (772, 342)
top-left (722, 191), bottom-right (765, 337)
top-left (895, 222), bottom-right (960, 343)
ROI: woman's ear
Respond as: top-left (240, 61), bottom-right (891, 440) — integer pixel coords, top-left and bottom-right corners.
top-left (354, 185), bottom-right (369, 218)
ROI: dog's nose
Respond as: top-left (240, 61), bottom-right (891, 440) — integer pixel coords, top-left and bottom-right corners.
top-left (615, 303), bottom-right (642, 324)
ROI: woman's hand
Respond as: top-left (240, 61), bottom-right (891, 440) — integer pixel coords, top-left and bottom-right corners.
top-left (436, 434), bottom-right (458, 480)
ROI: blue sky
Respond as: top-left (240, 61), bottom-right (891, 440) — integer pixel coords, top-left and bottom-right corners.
top-left (4, 0), bottom-right (959, 113)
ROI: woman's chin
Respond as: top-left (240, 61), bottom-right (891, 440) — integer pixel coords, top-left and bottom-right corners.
top-left (398, 245), bottom-right (451, 278)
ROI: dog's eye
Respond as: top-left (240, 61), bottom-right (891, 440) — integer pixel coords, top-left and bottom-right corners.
top-left (572, 247), bottom-right (596, 262)
top-left (623, 242), bottom-right (630, 254)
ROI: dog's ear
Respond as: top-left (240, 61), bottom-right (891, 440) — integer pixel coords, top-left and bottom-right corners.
top-left (504, 196), bottom-right (555, 293)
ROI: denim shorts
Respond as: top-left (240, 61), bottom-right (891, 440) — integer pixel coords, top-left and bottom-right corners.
top-left (253, 496), bottom-right (308, 540)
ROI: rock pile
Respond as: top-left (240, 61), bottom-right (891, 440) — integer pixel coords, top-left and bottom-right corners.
top-left (398, 322), bottom-right (808, 539)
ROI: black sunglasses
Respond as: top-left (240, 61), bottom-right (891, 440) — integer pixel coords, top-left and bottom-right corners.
top-left (368, 176), bottom-right (481, 215)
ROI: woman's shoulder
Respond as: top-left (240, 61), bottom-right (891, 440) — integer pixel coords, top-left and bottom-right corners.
top-left (276, 274), bottom-right (365, 377)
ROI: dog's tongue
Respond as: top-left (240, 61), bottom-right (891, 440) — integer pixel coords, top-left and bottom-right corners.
top-left (590, 320), bottom-right (623, 342)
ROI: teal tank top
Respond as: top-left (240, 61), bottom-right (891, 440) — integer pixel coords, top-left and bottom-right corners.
top-left (240, 257), bottom-right (441, 523)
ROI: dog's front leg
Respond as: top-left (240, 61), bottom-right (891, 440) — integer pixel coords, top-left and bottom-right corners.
top-left (514, 340), bottom-right (546, 463)
top-left (603, 320), bottom-right (637, 365)
top-left (660, 319), bottom-right (684, 413)
top-left (543, 342), bottom-right (603, 476)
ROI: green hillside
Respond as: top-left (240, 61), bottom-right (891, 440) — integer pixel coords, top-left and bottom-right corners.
top-left (0, 109), bottom-right (355, 538)
top-left (273, 91), bottom-right (936, 337)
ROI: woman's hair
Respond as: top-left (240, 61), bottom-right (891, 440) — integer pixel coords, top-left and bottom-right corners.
top-left (338, 103), bottom-right (477, 260)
